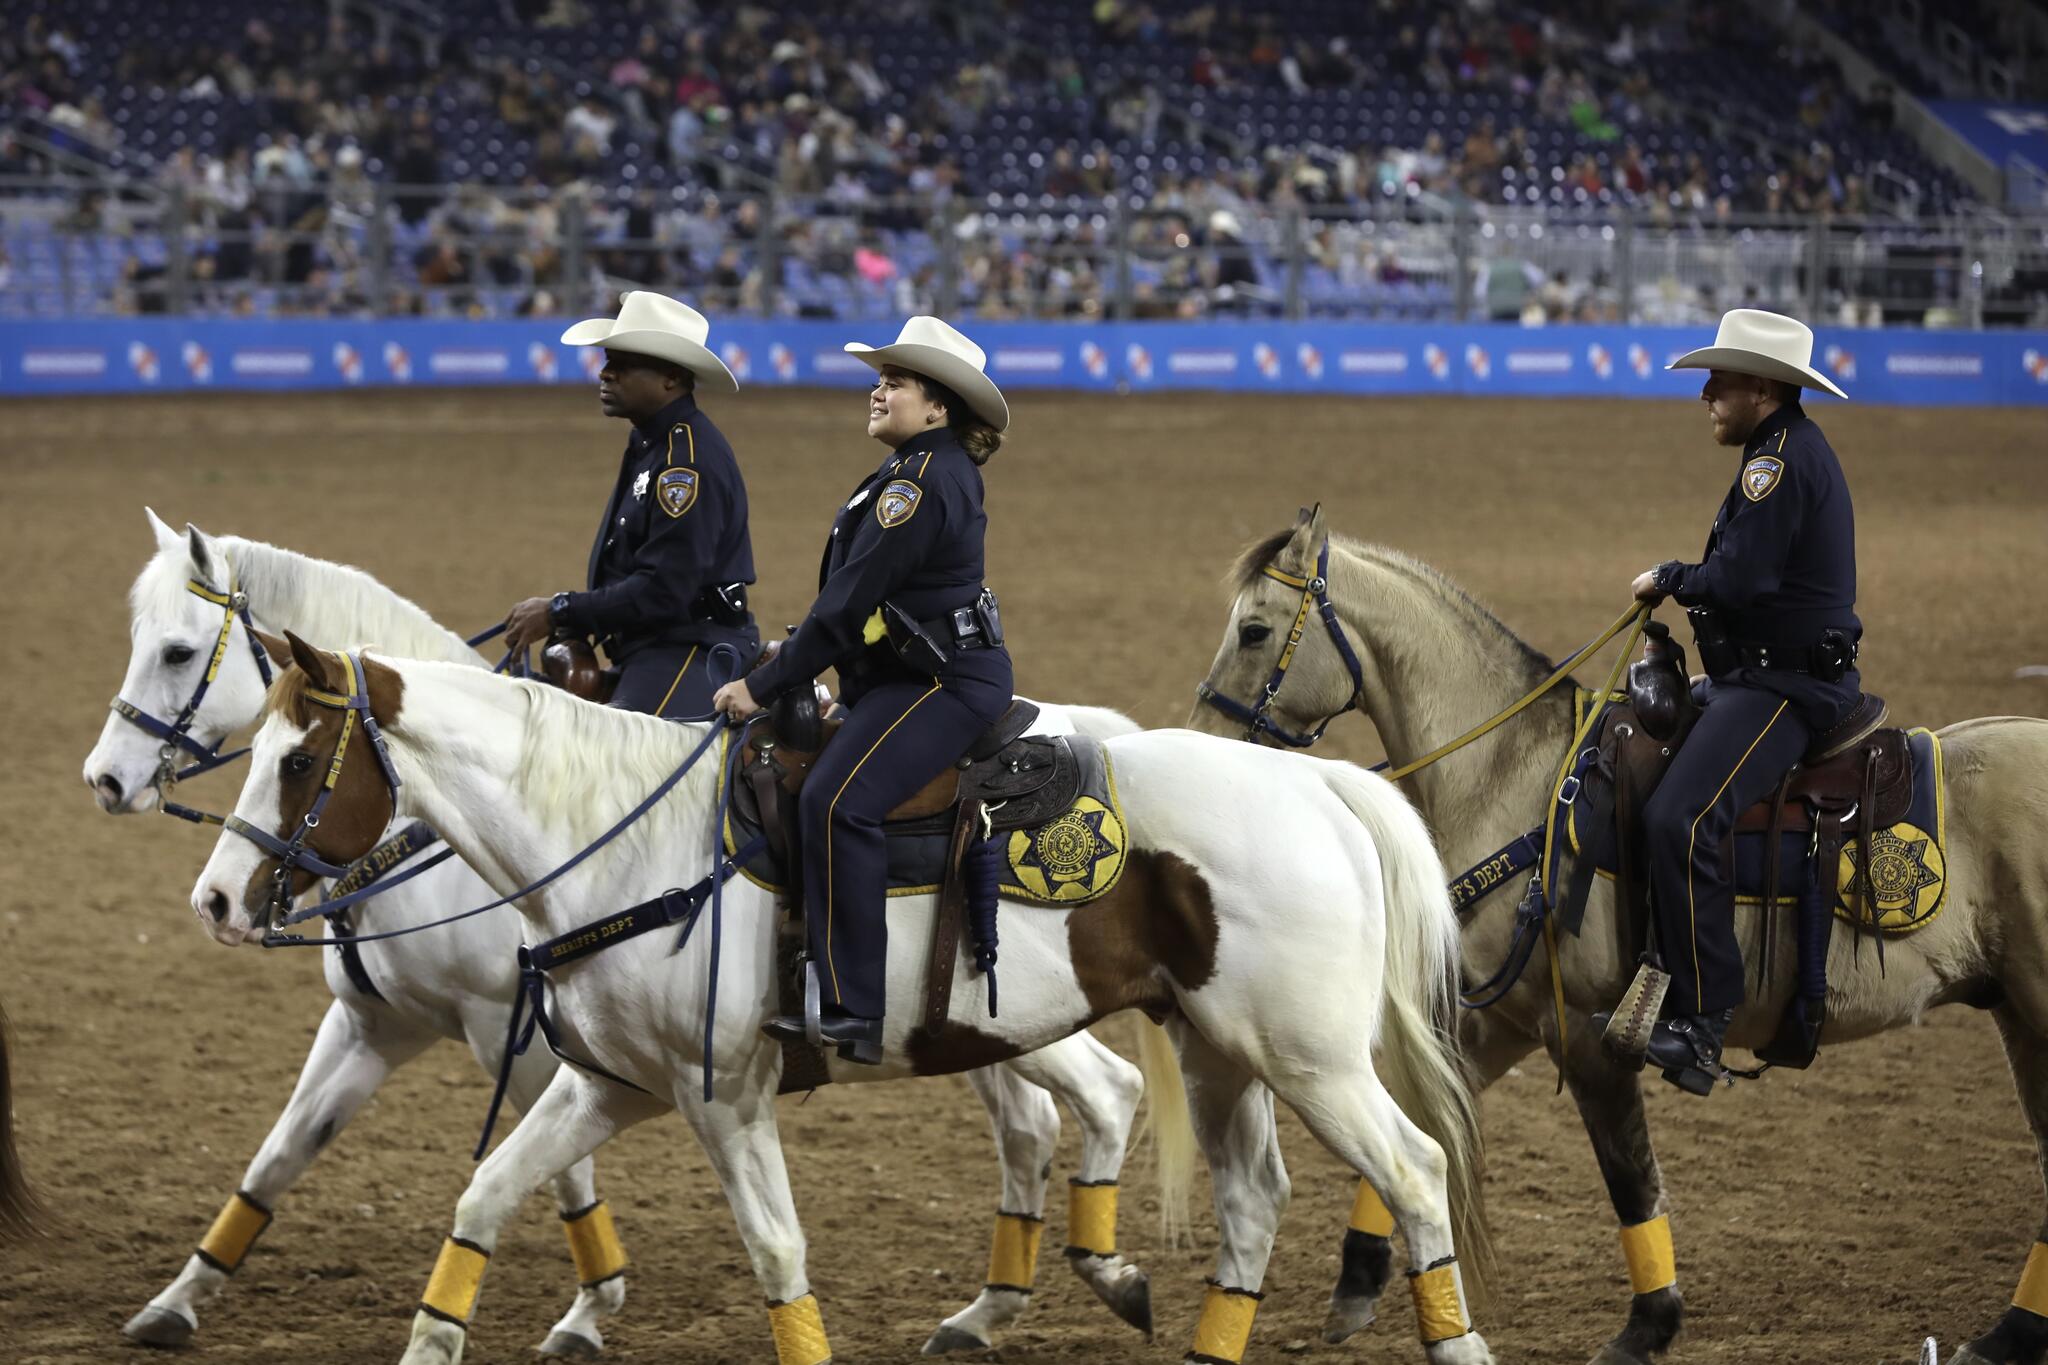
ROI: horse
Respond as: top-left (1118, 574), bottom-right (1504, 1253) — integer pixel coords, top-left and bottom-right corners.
top-left (190, 635), bottom-right (1494, 1365)
top-left (0, 992), bottom-right (45, 1243)
top-left (84, 509), bottom-right (1157, 1356)
top-left (1192, 505), bottom-right (2048, 1365)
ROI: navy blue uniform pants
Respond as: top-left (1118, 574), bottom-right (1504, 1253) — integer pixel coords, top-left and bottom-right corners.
top-left (798, 677), bottom-right (1003, 1020)
top-left (608, 636), bottom-right (756, 719)
top-left (1644, 682), bottom-right (1812, 1015)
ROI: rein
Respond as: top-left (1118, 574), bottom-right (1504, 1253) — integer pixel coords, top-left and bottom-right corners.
top-left (108, 574), bottom-right (275, 824)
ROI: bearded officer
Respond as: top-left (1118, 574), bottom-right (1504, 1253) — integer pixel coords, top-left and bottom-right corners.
top-left (504, 291), bottom-right (759, 715)
top-left (1622, 308), bottom-right (1863, 1088)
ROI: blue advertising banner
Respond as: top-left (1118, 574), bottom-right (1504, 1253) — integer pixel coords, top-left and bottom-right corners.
top-left (3, 318), bottom-right (2046, 405)
top-left (1926, 99), bottom-right (2048, 171)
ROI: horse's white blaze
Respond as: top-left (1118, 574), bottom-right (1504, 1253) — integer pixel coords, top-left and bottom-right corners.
top-left (191, 714), bottom-right (307, 945)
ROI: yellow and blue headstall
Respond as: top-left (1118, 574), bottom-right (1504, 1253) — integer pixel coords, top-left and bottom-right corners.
top-left (1195, 536), bottom-right (1367, 748)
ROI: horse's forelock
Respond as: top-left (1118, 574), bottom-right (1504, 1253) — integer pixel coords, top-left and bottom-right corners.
top-left (1229, 527), bottom-right (1300, 592)
top-left (261, 667), bottom-right (317, 728)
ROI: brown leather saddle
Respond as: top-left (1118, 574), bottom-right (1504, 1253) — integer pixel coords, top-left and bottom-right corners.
top-left (736, 685), bottom-right (1083, 1089)
top-left (1580, 620), bottom-right (1905, 1067)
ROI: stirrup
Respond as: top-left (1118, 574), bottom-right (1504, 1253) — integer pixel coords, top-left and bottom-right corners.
top-left (1599, 961), bottom-right (1672, 1069)
top-left (802, 958), bottom-right (822, 1047)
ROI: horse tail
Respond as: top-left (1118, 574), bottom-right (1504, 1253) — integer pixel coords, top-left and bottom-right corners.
top-left (0, 994), bottom-right (45, 1242)
top-left (1131, 1015), bottom-right (1197, 1249)
top-left (1318, 761), bottom-right (1493, 1306)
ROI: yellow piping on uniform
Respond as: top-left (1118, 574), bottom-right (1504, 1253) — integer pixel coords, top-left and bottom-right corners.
top-left (824, 684), bottom-right (942, 1003)
top-left (653, 645), bottom-right (699, 717)
top-left (1684, 700), bottom-right (1789, 1010)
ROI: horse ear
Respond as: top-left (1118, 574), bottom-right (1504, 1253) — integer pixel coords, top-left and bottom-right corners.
top-left (1307, 502), bottom-right (1327, 542)
top-left (145, 506), bottom-right (181, 550)
top-left (253, 627), bottom-right (293, 670)
top-left (185, 523), bottom-right (221, 588)
top-left (283, 630), bottom-right (339, 690)
top-left (1284, 502), bottom-right (1323, 561)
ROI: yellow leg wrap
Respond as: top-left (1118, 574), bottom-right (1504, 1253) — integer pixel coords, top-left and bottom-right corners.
top-left (767, 1293), bottom-right (831, 1365)
top-left (420, 1237), bottom-right (491, 1326)
top-left (561, 1201), bottom-right (628, 1287)
top-left (197, 1190), bottom-right (273, 1273)
top-left (1347, 1180), bottom-right (1396, 1238)
top-left (2015, 1242), bottom-right (2048, 1316)
top-left (987, 1210), bottom-right (1044, 1291)
top-left (1067, 1180), bottom-right (1118, 1257)
top-left (1619, 1215), bottom-right (1677, 1295)
top-left (1188, 1281), bottom-right (1262, 1363)
top-left (1408, 1262), bottom-right (1470, 1345)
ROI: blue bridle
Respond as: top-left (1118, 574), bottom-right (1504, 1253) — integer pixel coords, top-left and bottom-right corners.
top-left (109, 573), bottom-right (276, 806)
top-left (1194, 536), bottom-right (1367, 748)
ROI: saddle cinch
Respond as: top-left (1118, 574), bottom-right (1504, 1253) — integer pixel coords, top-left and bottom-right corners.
top-left (1565, 619), bottom-right (1943, 1072)
top-left (726, 686), bottom-right (1129, 1090)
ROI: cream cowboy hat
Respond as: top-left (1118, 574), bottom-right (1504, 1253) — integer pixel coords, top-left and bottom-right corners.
top-left (1666, 307), bottom-right (1848, 400)
top-left (843, 316), bottom-right (1009, 432)
top-left (560, 291), bottom-right (738, 394)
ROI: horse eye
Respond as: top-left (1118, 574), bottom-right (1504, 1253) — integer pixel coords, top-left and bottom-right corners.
top-left (1238, 622), bottom-right (1273, 647)
top-left (283, 752), bottom-right (315, 777)
top-left (161, 644), bottom-right (197, 666)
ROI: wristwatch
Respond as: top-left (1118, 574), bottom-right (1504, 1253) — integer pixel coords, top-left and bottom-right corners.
top-left (549, 590), bottom-right (572, 625)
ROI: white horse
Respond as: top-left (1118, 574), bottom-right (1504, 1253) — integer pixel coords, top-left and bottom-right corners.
top-left (1193, 507), bottom-right (2048, 1365)
top-left (192, 637), bottom-right (1493, 1365)
top-left (84, 510), bottom-right (1155, 1356)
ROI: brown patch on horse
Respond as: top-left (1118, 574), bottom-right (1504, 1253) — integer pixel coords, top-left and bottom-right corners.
top-left (255, 646), bottom-right (408, 899)
top-left (1066, 850), bottom-right (1220, 1020)
top-left (904, 1019), bottom-right (1029, 1076)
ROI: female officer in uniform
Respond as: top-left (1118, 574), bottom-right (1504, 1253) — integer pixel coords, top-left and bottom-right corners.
top-left (712, 317), bottom-right (1013, 1064)
top-left (504, 291), bottom-right (758, 716)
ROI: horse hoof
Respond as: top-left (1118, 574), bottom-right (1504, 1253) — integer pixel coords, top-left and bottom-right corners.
top-left (1104, 1271), bottom-right (1153, 1337)
top-left (123, 1305), bottom-right (198, 1347)
top-left (921, 1325), bottom-right (992, 1355)
top-left (538, 1329), bottom-right (603, 1358)
top-left (1322, 1297), bottom-right (1378, 1344)
top-left (1588, 1345), bottom-right (1652, 1365)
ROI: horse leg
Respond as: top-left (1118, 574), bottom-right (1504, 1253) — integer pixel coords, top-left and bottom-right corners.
top-left (673, 1069), bottom-right (834, 1365)
top-left (1326, 1008), bottom-right (1539, 1343)
top-left (398, 1070), bottom-right (661, 1365)
top-left (1262, 1056), bottom-right (1493, 1365)
top-left (1554, 1011), bottom-right (1683, 1365)
top-left (1006, 1032), bottom-right (1155, 1335)
top-left (124, 998), bottom-right (432, 1347)
top-left (921, 1064), bottom-right (1061, 1355)
top-left (1166, 1019), bottom-right (1290, 1365)
top-left (462, 1018), bottom-right (629, 1359)
top-left (1950, 1007), bottom-right (2048, 1365)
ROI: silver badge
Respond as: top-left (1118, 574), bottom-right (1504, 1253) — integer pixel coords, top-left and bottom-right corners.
top-left (632, 469), bottom-right (650, 499)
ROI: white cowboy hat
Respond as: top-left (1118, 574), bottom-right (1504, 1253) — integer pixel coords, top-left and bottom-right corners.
top-left (1666, 307), bottom-right (1848, 399)
top-left (560, 291), bottom-right (738, 393)
top-left (843, 315), bottom-right (1009, 432)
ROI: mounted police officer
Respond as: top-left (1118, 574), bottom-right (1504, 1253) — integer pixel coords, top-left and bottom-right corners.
top-left (503, 291), bottom-right (758, 716)
top-left (712, 317), bottom-right (1014, 1065)
top-left (1626, 308), bottom-right (1862, 1086)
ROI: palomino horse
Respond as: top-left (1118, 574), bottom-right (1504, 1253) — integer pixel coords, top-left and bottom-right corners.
top-left (192, 636), bottom-right (1494, 1365)
top-left (0, 993), bottom-right (44, 1243)
top-left (85, 511), bottom-right (1156, 1356)
top-left (1193, 506), bottom-right (2048, 1365)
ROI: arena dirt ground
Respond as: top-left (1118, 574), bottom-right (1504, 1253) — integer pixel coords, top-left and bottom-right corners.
top-left (3, 386), bottom-right (2046, 1364)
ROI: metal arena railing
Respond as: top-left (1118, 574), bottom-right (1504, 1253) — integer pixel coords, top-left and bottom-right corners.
top-left (3, 177), bottom-right (2046, 329)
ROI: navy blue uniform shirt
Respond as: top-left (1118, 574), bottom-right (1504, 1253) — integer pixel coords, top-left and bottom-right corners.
top-left (1660, 402), bottom-right (1859, 648)
top-left (555, 392), bottom-right (756, 662)
top-left (750, 426), bottom-right (1005, 704)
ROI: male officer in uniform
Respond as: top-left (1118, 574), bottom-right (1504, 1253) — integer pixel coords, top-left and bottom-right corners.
top-left (504, 291), bottom-right (758, 715)
top-left (1626, 308), bottom-right (1862, 1086)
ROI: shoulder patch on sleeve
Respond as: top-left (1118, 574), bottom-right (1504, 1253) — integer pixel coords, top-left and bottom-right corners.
top-left (875, 479), bottom-right (922, 528)
top-left (657, 466), bottom-right (700, 518)
top-left (1740, 454), bottom-right (1785, 503)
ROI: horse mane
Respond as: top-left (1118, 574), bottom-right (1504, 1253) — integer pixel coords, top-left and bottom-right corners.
top-left (1233, 525), bottom-right (1556, 682)
top-left (500, 672), bottom-right (717, 849)
top-left (133, 534), bottom-right (484, 666)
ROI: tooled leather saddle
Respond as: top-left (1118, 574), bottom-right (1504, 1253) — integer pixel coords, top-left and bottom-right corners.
top-left (734, 684), bottom-right (1089, 1090)
top-left (1569, 619), bottom-right (1906, 1068)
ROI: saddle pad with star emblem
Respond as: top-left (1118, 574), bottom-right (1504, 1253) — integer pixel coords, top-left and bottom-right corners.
top-left (1572, 726), bottom-right (1947, 935)
top-left (723, 734), bottom-right (1131, 907)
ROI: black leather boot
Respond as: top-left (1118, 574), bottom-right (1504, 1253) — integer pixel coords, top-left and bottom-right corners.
top-left (762, 1013), bottom-right (885, 1066)
top-left (1643, 1009), bottom-right (1733, 1095)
